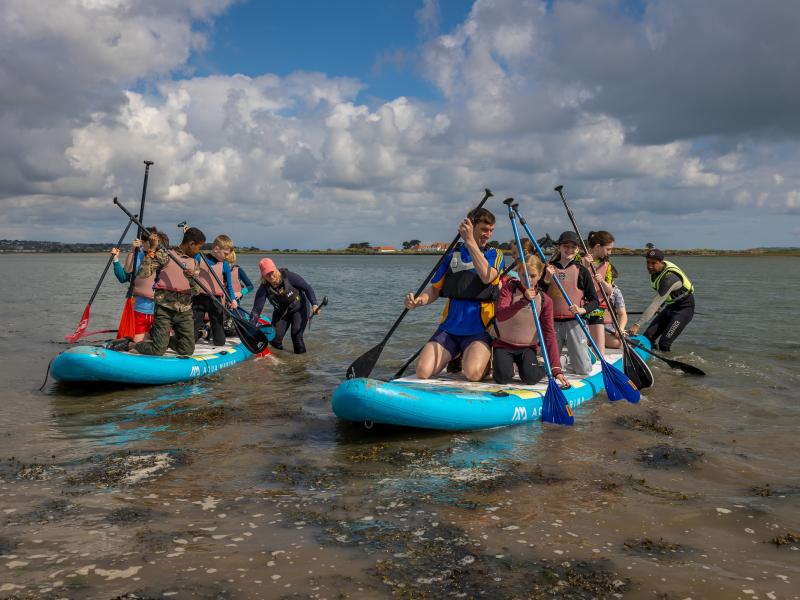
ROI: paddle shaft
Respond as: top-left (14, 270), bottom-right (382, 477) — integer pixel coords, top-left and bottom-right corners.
top-left (125, 161), bottom-right (154, 299)
top-left (554, 186), bottom-right (636, 355)
top-left (506, 201), bottom-right (556, 379)
top-left (88, 209), bottom-right (136, 305)
top-left (346, 188), bottom-right (493, 379)
top-left (512, 204), bottom-right (610, 366)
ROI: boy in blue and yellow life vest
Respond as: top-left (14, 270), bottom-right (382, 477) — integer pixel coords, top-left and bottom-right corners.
top-left (628, 248), bottom-right (695, 351)
top-left (404, 207), bottom-right (504, 382)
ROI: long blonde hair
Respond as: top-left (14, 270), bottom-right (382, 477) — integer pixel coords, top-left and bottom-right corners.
top-left (227, 249), bottom-right (237, 265)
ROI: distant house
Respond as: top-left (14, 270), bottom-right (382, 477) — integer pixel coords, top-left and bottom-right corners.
top-left (414, 242), bottom-right (449, 252)
top-left (376, 246), bottom-right (397, 253)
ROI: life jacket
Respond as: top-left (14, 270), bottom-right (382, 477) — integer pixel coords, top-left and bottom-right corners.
top-left (155, 254), bottom-right (196, 294)
top-left (197, 255), bottom-right (225, 297)
top-left (547, 260), bottom-right (584, 320)
top-left (133, 273), bottom-right (156, 300)
top-left (652, 260), bottom-right (694, 304)
top-left (266, 269), bottom-right (303, 312)
top-left (439, 247), bottom-right (500, 301)
top-left (494, 279), bottom-right (543, 347)
top-left (127, 251), bottom-right (155, 299)
top-left (230, 265), bottom-right (242, 296)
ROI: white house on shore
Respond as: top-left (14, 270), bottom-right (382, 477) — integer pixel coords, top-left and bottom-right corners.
top-left (376, 246), bottom-right (398, 253)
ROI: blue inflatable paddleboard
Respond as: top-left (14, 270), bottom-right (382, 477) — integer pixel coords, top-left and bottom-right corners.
top-left (332, 336), bottom-right (652, 430)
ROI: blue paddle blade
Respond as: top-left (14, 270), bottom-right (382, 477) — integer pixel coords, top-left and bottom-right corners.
top-left (602, 362), bottom-right (641, 404)
top-left (541, 378), bottom-right (575, 425)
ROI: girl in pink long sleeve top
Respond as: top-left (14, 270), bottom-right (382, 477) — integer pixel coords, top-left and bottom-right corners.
top-left (492, 254), bottom-right (570, 387)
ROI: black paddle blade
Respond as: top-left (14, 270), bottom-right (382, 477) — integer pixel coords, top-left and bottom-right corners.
top-left (626, 337), bottom-right (706, 376)
top-left (231, 317), bottom-right (269, 354)
top-left (602, 362), bottom-right (640, 404)
top-left (346, 341), bottom-right (385, 379)
top-left (623, 345), bottom-right (654, 389)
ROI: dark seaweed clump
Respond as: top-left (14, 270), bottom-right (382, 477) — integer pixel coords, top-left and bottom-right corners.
top-left (638, 444), bottom-right (703, 468)
top-left (623, 537), bottom-right (691, 557)
top-left (615, 410), bottom-right (675, 436)
top-left (107, 506), bottom-right (155, 525)
top-left (13, 499), bottom-right (79, 525)
top-left (769, 533), bottom-right (799, 547)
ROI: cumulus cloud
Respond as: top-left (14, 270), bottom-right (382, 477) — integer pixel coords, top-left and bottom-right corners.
top-left (2, 0), bottom-right (800, 249)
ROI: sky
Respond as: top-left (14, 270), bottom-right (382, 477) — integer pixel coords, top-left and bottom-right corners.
top-left (1, 0), bottom-right (799, 250)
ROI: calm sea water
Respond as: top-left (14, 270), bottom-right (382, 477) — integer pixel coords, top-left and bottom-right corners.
top-left (0, 253), bottom-right (798, 599)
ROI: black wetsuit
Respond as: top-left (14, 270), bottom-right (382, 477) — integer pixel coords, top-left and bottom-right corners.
top-left (644, 272), bottom-right (694, 352)
top-left (250, 269), bottom-right (317, 354)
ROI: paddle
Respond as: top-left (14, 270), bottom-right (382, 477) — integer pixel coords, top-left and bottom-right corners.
top-left (554, 185), bottom-right (654, 390)
top-left (625, 335), bottom-right (706, 376)
top-left (117, 161), bottom-right (154, 338)
top-left (196, 251), bottom-right (276, 343)
top-left (511, 202), bottom-right (640, 404)
top-left (391, 261), bottom-right (517, 380)
top-left (64, 203), bottom-right (136, 343)
top-left (308, 295), bottom-right (328, 329)
top-left (505, 199), bottom-right (574, 425)
top-left (113, 199), bottom-right (269, 355)
top-left (345, 188), bottom-right (494, 380)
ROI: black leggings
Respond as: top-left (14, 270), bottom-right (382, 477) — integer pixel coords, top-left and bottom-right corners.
top-left (192, 294), bottom-right (226, 346)
top-left (644, 297), bottom-right (695, 351)
top-left (271, 308), bottom-right (308, 354)
top-left (493, 346), bottom-right (546, 385)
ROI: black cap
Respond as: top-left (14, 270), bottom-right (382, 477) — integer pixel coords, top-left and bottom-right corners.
top-left (557, 231), bottom-right (580, 245)
top-left (645, 248), bottom-right (665, 261)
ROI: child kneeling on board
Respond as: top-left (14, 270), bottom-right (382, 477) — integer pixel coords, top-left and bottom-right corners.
top-left (492, 249), bottom-right (569, 387)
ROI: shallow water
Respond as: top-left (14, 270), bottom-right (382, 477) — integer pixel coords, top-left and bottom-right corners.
top-left (0, 253), bottom-right (798, 599)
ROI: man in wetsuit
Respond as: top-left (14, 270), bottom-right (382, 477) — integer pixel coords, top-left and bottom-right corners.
top-left (628, 248), bottom-right (694, 352)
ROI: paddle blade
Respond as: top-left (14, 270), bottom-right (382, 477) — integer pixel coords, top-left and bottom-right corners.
top-left (602, 362), bottom-right (640, 404)
top-left (623, 345), bottom-right (654, 389)
top-left (231, 316), bottom-right (269, 354)
top-left (541, 378), bottom-right (575, 426)
top-left (116, 298), bottom-right (136, 338)
top-left (64, 305), bottom-right (91, 342)
top-left (346, 341), bottom-right (385, 379)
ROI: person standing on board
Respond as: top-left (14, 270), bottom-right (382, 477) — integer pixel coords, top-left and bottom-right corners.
top-left (539, 231), bottom-right (599, 375)
top-left (109, 227), bottom-right (164, 342)
top-left (111, 227), bottom-right (206, 355)
top-left (581, 230), bottom-right (616, 358)
top-left (404, 208), bottom-right (504, 382)
top-left (628, 248), bottom-right (695, 351)
top-left (249, 258), bottom-right (319, 354)
top-left (193, 234), bottom-right (238, 347)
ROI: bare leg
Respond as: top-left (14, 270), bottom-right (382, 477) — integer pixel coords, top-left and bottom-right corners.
top-left (589, 323), bottom-right (605, 357)
top-left (605, 329), bottom-right (622, 349)
top-left (462, 340), bottom-right (492, 382)
top-left (415, 341), bottom-right (452, 379)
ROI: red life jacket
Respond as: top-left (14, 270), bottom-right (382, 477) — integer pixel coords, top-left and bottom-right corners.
top-left (155, 254), bottom-right (196, 294)
top-left (494, 279), bottom-right (543, 347)
top-left (230, 265), bottom-right (242, 296)
top-left (197, 257), bottom-right (225, 297)
top-left (547, 260), bottom-right (583, 320)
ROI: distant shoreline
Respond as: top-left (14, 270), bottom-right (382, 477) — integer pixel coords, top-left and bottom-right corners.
top-left (2, 248), bottom-right (799, 257)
